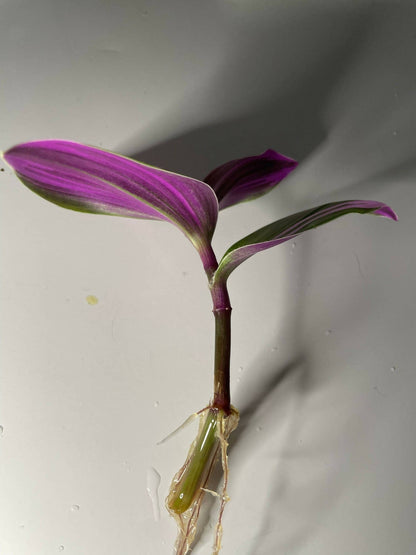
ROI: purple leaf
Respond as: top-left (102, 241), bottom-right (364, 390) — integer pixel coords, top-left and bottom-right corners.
top-left (3, 140), bottom-right (219, 265)
top-left (213, 200), bottom-right (398, 284)
top-left (204, 149), bottom-right (298, 210)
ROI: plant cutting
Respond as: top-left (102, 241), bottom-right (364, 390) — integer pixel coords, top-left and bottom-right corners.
top-left (2, 140), bottom-right (397, 554)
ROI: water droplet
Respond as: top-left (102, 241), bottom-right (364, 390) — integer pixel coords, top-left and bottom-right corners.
top-left (392, 130), bottom-right (398, 136)
top-left (238, 366), bottom-right (243, 373)
top-left (271, 346), bottom-right (278, 352)
top-left (70, 504), bottom-right (80, 512)
top-left (153, 400), bottom-right (159, 408)
top-left (256, 426), bottom-right (263, 432)
top-left (146, 467), bottom-right (161, 521)
top-left (123, 461), bottom-right (131, 472)
top-left (236, 377), bottom-right (241, 383)
top-left (390, 366), bottom-right (397, 372)
top-left (0, 425), bottom-right (3, 436)
top-left (291, 242), bottom-right (296, 249)
top-left (86, 294), bottom-right (98, 305)
top-left (325, 329), bottom-right (332, 336)
top-left (59, 546), bottom-right (65, 552)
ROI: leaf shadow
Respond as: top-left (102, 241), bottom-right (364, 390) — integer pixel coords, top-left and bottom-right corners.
top-left (124, 6), bottom-right (376, 184)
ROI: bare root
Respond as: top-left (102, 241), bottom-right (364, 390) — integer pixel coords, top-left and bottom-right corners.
top-left (166, 405), bottom-right (239, 555)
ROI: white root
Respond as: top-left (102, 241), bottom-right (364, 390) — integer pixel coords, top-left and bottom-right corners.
top-left (212, 408), bottom-right (238, 555)
top-left (166, 406), bottom-right (239, 555)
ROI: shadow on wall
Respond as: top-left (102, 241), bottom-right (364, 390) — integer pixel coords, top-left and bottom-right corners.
top-left (123, 4), bottom-right (376, 181)
top-left (123, 3), bottom-right (412, 553)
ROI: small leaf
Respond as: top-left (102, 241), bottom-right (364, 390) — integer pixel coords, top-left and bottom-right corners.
top-left (204, 149), bottom-right (297, 210)
top-left (213, 200), bottom-right (397, 284)
top-left (3, 140), bottom-right (219, 263)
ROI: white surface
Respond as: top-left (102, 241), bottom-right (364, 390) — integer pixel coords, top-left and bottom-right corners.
top-left (0, 2), bottom-right (415, 554)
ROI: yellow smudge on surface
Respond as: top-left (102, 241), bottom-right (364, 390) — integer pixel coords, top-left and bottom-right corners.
top-left (86, 295), bottom-right (99, 305)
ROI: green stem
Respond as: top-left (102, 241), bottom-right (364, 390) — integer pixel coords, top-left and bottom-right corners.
top-left (167, 407), bottom-right (221, 514)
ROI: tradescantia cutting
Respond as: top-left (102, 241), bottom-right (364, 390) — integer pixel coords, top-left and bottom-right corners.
top-left (2, 140), bottom-right (397, 554)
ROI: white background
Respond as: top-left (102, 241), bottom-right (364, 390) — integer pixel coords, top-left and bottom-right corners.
top-left (0, 1), bottom-right (415, 554)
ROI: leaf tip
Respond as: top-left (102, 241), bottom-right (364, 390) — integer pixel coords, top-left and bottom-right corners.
top-left (1, 148), bottom-right (11, 164)
top-left (374, 204), bottom-right (398, 221)
top-left (2, 144), bottom-right (19, 168)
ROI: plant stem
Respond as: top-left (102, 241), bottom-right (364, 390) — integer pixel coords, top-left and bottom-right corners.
top-left (204, 245), bottom-right (232, 414)
top-left (212, 303), bottom-right (231, 413)
top-left (167, 245), bottom-right (236, 553)
top-left (167, 407), bottom-right (221, 514)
